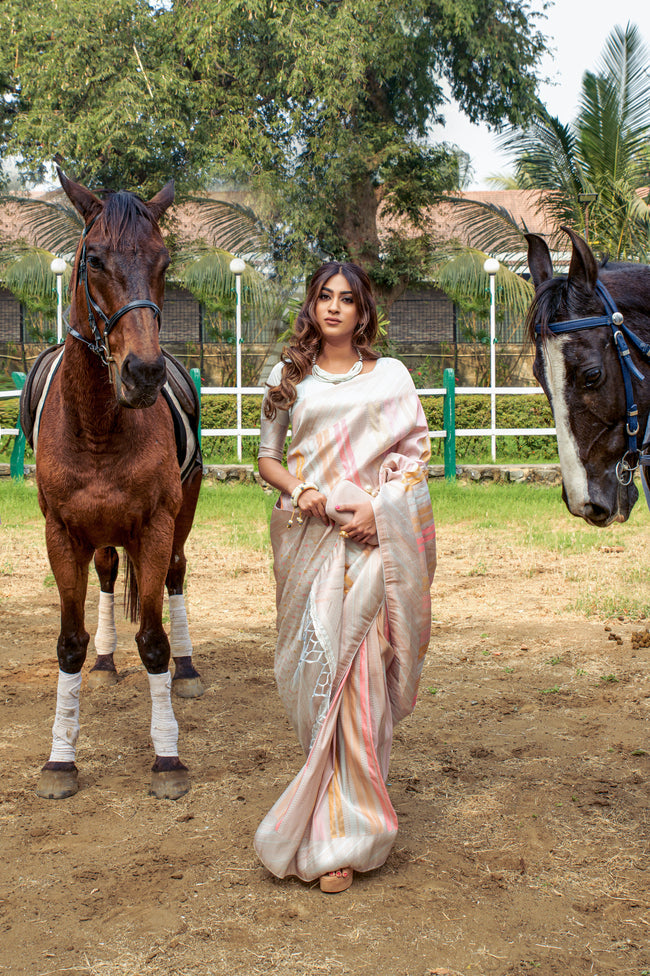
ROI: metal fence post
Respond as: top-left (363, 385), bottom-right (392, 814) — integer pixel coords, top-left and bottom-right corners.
top-left (443, 367), bottom-right (456, 479)
top-left (10, 371), bottom-right (26, 480)
top-left (190, 367), bottom-right (202, 451)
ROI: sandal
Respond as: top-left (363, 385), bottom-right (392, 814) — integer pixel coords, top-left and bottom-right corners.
top-left (319, 868), bottom-right (353, 893)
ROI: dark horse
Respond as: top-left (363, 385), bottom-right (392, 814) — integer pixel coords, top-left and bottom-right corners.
top-left (526, 227), bottom-right (650, 526)
top-left (21, 169), bottom-right (203, 801)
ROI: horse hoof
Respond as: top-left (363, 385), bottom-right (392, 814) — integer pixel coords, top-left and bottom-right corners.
top-left (87, 668), bottom-right (118, 689)
top-left (172, 676), bottom-right (205, 699)
top-left (150, 768), bottom-right (190, 800)
top-left (36, 767), bottom-right (79, 800)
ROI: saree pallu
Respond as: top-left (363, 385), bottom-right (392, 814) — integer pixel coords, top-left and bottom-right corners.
top-left (254, 358), bottom-right (436, 881)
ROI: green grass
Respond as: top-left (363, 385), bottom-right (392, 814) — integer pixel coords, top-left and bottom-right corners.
top-left (428, 479), bottom-right (650, 552)
top-left (0, 477), bottom-right (41, 526)
top-left (194, 480), bottom-right (276, 550)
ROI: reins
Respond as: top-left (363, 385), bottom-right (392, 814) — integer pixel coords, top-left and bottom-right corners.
top-left (535, 280), bottom-right (650, 492)
top-left (67, 214), bottom-right (162, 367)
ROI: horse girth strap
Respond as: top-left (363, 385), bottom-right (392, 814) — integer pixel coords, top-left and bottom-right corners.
top-left (535, 280), bottom-right (650, 483)
top-left (70, 214), bottom-right (162, 366)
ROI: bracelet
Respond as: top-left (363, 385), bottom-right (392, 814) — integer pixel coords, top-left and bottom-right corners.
top-left (290, 481), bottom-right (319, 508)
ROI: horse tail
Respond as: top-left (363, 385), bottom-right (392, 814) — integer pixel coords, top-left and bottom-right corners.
top-left (123, 553), bottom-right (140, 623)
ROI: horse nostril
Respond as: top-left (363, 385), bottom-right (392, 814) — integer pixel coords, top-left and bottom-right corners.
top-left (121, 353), bottom-right (166, 391)
top-left (582, 502), bottom-right (610, 523)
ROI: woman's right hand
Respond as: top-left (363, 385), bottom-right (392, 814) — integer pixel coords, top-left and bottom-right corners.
top-left (298, 488), bottom-right (330, 526)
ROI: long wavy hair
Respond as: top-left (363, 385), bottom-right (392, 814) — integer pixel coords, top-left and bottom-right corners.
top-left (264, 261), bottom-right (380, 418)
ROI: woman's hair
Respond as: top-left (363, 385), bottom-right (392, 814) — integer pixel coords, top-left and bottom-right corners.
top-left (264, 261), bottom-right (380, 418)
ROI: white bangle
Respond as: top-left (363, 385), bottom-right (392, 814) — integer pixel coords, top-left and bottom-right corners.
top-left (291, 481), bottom-right (318, 507)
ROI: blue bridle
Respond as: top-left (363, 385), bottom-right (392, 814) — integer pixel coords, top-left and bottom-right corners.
top-left (535, 279), bottom-right (650, 490)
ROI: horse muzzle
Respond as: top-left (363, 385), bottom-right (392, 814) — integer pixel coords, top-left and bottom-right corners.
top-left (114, 352), bottom-right (167, 408)
top-left (562, 480), bottom-right (638, 526)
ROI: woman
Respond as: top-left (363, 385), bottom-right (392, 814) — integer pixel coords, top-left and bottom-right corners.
top-left (255, 261), bottom-right (436, 893)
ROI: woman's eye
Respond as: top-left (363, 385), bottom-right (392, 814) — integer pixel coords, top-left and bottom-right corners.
top-left (584, 367), bottom-right (601, 388)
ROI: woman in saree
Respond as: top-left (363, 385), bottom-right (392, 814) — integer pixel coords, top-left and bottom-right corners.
top-left (255, 261), bottom-right (436, 893)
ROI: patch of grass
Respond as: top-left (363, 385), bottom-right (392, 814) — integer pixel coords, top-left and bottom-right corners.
top-left (540, 685), bottom-right (561, 694)
top-left (547, 655), bottom-right (563, 665)
top-left (572, 593), bottom-right (650, 620)
top-left (599, 673), bottom-right (619, 684)
top-left (195, 481), bottom-right (274, 552)
top-left (0, 478), bottom-right (41, 527)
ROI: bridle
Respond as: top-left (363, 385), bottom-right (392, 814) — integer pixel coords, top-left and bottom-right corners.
top-left (67, 214), bottom-right (162, 367)
top-left (535, 279), bottom-right (650, 490)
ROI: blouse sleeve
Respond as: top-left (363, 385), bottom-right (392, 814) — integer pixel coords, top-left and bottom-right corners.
top-left (258, 362), bottom-right (290, 462)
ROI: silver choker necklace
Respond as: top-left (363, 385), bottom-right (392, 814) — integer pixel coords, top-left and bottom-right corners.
top-left (312, 349), bottom-right (364, 383)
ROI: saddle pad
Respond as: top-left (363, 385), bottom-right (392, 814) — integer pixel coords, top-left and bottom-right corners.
top-left (21, 346), bottom-right (202, 482)
top-left (20, 345), bottom-right (64, 452)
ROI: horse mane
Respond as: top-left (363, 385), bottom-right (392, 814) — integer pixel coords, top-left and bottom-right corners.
top-left (525, 275), bottom-right (568, 342)
top-left (96, 191), bottom-right (157, 250)
top-left (527, 259), bottom-right (650, 342)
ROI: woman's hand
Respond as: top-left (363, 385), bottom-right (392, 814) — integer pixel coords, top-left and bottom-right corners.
top-left (298, 488), bottom-right (330, 526)
top-left (335, 497), bottom-right (377, 545)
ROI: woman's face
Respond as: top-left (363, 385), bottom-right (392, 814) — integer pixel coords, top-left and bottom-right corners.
top-left (314, 273), bottom-right (358, 345)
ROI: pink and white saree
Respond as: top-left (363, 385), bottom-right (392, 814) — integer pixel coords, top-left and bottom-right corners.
top-left (255, 357), bottom-right (436, 881)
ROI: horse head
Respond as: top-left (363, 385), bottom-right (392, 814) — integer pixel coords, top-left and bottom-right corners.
top-left (526, 228), bottom-right (650, 526)
top-left (59, 167), bottom-right (174, 409)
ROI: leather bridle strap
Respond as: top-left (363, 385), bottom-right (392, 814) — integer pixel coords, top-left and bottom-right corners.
top-left (67, 214), bottom-right (162, 367)
top-left (535, 280), bottom-right (650, 488)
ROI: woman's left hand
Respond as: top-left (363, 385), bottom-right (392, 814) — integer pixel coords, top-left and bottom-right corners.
top-left (336, 497), bottom-right (377, 545)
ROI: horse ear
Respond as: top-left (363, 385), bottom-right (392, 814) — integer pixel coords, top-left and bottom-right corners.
top-left (146, 181), bottom-right (175, 222)
top-left (525, 233), bottom-right (553, 288)
top-left (56, 166), bottom-right (103, 222)
top-left (562, 225), bottom-right (598, 293)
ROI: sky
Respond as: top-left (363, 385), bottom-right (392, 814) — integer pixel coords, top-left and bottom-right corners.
top-left (430, 0), bottom-right (650, 189)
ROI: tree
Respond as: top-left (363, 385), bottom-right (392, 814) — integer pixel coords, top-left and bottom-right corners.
top-left (0, 0), bottom-right (196, 195)
top-left (174, 0), bottom-right (548, 308)
top-left (0, 0), bottom-right (549, 309)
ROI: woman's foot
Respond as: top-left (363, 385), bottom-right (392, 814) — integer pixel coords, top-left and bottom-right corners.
top-left (319, 868), bottom-right (353, 893)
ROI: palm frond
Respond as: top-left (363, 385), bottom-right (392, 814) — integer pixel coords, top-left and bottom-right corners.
top-left (173, 247), bottom-right (278, 314)
top-left (0, 248), bottom-right (71, 303)
top-left (442, 198), bottom-right (528, 259)
top-left (436, 248), bottom-right (534, 320)
top-left (4, 195), bottom-right (83, 258)
top-left (186, 197), bottom-right (270, 266)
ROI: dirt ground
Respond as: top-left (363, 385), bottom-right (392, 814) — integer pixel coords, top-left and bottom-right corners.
top-left (0, 492), bottom-right (648, 976)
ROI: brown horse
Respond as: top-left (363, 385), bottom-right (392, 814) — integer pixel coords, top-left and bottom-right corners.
top-left (24, 169), bottom-right (203, 801)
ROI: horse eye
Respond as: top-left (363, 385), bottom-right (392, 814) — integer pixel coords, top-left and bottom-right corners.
top-left (584, 367), bottom-right (601, 388)
top-left (87, 255), bottom-right (103, 271)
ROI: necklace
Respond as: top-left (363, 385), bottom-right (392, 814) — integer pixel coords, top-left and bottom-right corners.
top-left (312, 348), bottom-right (363, 384)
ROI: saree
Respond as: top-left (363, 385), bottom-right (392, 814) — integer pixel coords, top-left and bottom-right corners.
top-left (254, 357), bottom-right (436, 881)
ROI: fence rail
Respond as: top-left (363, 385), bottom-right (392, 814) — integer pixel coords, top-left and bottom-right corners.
top-left (2, 372), bottom-right (555, 479)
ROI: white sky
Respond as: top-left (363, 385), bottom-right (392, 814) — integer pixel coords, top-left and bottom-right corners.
top-left (431, 0), bottom-right (650, 189)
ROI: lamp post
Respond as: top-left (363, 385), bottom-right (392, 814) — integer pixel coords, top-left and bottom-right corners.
top-left (229, 257), bottom-right (246, 462)
top-left (50, 257), bottom-right (67, 343)
top-left (577, 192), bottom-right (598, 243)
top-left (483, 258), bottom-right (500, 463)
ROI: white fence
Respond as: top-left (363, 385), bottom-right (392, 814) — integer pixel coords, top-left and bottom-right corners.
top-left (1, 383), bottom-right (556, 460)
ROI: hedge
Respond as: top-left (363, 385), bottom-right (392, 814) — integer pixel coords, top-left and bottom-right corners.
top-left (0, 392), bottom-right (558, 465)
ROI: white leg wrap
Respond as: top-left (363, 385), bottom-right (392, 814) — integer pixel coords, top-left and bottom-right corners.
top-left (169, 593), bottom-right (193, 657)
top-left (94, 590), bottom-right (117, 656)
top-left (49, 670), bottom-right (82, 763)
top-left (148, 671), bottom-right (179, 757)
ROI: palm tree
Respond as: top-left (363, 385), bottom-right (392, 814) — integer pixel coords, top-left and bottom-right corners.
top-left (438, 21), bottom-right (650, 302)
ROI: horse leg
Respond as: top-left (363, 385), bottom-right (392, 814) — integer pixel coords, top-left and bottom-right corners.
top-left (167, 464), bottom-right (204, 699)
top-left (88, 546), bottom-right (119, 688)
top-left (130, 528), bottom-right (190, 800)
top-left (37, 520), bottom-right (93, 800)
